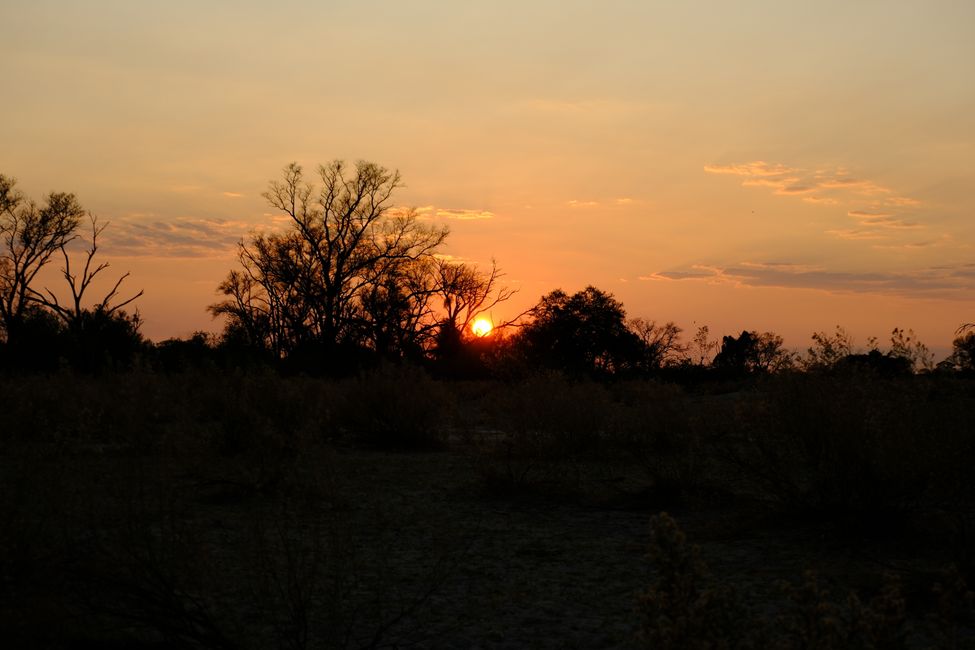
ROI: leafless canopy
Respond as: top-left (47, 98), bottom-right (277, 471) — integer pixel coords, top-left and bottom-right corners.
top-left (0, 174), bottom-right (84, 340)
top-left (33, 213), bottom-right (144, 329)
top-left (211, 161), bottom-right (450, 358)
top-left (435, 258), bottom-right (521, 337)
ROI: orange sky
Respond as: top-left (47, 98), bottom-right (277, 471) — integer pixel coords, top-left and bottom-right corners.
top-left (2, 1), bottom-right (973, 357)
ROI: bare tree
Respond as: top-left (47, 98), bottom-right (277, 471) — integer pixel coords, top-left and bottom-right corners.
top-left (691, 325), bottom-right (719, 366)
top-left (212, 161), bottom-right (449, 361)
top-left (629, 318), bottom-right (687, 369)
top-left (33, 214), bottom-right (143, 332)
top-left (435, 258), bottom-right (519, 337)
top-left (0, 174), bottom-right (85, 343)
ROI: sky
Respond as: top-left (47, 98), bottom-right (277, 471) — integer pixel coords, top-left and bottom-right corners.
top-left (1, 0), bottom-right (973, 357)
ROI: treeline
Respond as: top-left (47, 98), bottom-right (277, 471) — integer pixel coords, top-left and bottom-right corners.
top-left (3, 165), bottom-right (974, 378)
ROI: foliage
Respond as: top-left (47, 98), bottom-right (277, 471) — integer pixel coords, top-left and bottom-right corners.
top-left (638, 513), bottom-right (755, 649)
top-left (713, 330), bottom-right (793, 375)
top-left (951, 330), bottom-right (975, 372)
top-left (805, 325), bottom-right (856, 370)
top-left (888, 327), bottom-right (934, 372)
top-left (639, 515), bottom-right (921, 650)
top-left (516, 286), bottom-right (646, 377)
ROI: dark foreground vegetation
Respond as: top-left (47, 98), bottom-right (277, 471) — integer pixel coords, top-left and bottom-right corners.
top-left (2, 367), bottom-right (975, 648)
top-left (4, 166), bottom-right (975, 646)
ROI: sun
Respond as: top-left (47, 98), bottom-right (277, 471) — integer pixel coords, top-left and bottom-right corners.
top-left (471, 317), bottom-right (493, 337)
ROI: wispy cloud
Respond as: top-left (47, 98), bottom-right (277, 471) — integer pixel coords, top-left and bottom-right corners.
top-left (825, 228), bottom-right (886, 240)
top-left (705, 161), bottom-right (900, 200)
top-left (414, 205), bottom-right (495, 220)
top-left (847, 210), bottom-right (921, 229)
top-left (103, 217), bottom-right (252, 257)
top-left (704, 161), bottom-right (797, 177)
top-left (706, 160), bottom-right (926, 241)
top-left (566, 199), bottom-right (599, 208)
top-left (222, 191), bottom-right (244, 198)
top-left (802, 196), bottom-right (839, 205)
top-left (642, 261), bottom-right (975, 297)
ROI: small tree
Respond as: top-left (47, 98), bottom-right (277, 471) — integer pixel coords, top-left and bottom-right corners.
top-left (34, 214), bottom-right (144, 333)
top-left (713, 330), bottom-right (792, 374)
top-left (887, 327), bottom-right (933, 372)
top-left (951, 330), bottom-right (975, 372)
top-left (0, 174), bottom-right (84, 344)
top-left (518, 286), bottom-right (645, 377)
top-left (805, 325), bottom-right (855, 370)
top-left (629, 318), bottom-right (687, 370)
top-left (433, 259), bottom-right (518, 354)
top-left (691, 325), bottom-right (719, 366)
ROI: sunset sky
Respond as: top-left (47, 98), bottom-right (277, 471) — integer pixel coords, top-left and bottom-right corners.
top-left (2, 1), bottom-right (973, 356)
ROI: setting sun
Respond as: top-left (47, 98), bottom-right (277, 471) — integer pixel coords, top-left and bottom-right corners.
top-left (471, 318), bottom-right (493, 337)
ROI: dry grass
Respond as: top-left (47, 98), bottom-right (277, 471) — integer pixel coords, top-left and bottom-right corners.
top-left (2, 369), bottom-right (974, 647)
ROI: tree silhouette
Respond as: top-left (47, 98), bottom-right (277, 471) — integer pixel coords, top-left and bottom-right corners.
top-left (432, 258), bottom-right (520, 367)
top-left (713, 330), bottom-right (792, 374)
top-left (0, 174), bottom-right (84, 346)
top-left (33, 214), bottom-right (144, 333)
top-left (518, 286), bottom-right (645, 377)
top-left (629, 318), bottom-right (687, 370)
top-left (0, 175), bottom-right (144, 370)
top-left (211, 161), bottom-right (448, 368)
top-left (951, 330), bottom-right (975, 372)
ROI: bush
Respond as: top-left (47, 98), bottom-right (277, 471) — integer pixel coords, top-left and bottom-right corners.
top-left (333, 364), bottom-right (451, 449)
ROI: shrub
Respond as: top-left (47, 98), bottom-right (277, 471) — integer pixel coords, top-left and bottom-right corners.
top-left (334, 364), bottom-right (450, 449)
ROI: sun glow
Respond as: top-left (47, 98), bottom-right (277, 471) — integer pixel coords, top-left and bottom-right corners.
top-left (471, 317), bottom-right (493, 337)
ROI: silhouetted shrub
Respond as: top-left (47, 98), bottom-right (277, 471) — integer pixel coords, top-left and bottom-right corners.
top-left (638, 513), bottom-right (756, 649)
top-left (718, 375), bottom-right (975, 528)
top-left (334, 364), bottom-right (450, 449)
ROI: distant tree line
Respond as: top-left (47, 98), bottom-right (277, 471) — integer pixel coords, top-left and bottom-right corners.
top-left (3, 164), bottom-right (975, 379)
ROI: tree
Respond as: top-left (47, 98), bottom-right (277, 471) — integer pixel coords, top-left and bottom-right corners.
top-left (33, 214), bottom-right (144, 333)
top-left (517, 286), bottom-right (645, 377)
top-left (210, 161), bottom-right (449, 367)
top-left (433, 259), bottom-right (518, 354)
top-left (628, 318), bottom-right (687, 370)
top-left (0, 174), bottom-right (84, 344)
top-left (713, 330), bottom-right (792, 374)
top-left (691, 325), bottom-right (719, 366)
top-left (951, 330), bottom-right (975, 372)
top-left (804, 325), bottom-right (855, 370)
top-left (0, 174), bottom-right (145, 370)
top-left (887, 327), bottom-right (933, 372)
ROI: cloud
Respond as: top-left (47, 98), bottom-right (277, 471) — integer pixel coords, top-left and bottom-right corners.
top-left (643, 261), bottom-right (975, 297)
top-left (704, 161), bottom-right (797, 177)
top-left (222, 191), bottom-right (244, 198)
top-left (886, 196), bottom-right (921, 207)
top-left (436, 208), bottom-right (495, 220)
top-left (826, 228), bottom-right (886, 240)
top-left (706, 160), bottom-right (904, 203)
top-left (566, 200), bottom-right (599, 208)
top-left (103, 217), bottom-right (253, 257)
top-left (412, 205), bottom-right (495, 220)
top-left (707, 160), bottom-right (930, 241)
top-left (614, 198), bottom-right (634, 205)
top-left (847, 210), bottom-right (921, 230)
top-left (803, 196), bottom-right (839, 205)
